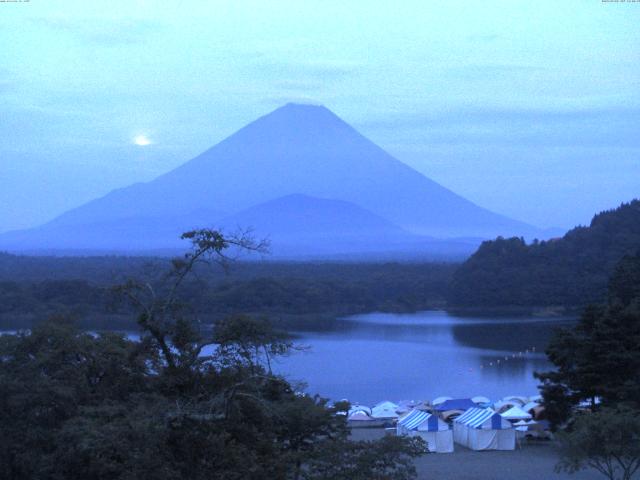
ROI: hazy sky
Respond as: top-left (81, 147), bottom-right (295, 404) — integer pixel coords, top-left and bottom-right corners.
top-left (1, 0), bottom-right (639, 233)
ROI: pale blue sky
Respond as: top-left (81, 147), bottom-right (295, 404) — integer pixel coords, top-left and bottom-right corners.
top-left (1, 0), bottom-right (639, 232)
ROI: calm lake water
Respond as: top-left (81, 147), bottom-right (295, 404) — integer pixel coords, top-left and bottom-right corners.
top-left (271, 311), bottom-right (574, 405)
top-left (1, 311), bottom-right (574, 406)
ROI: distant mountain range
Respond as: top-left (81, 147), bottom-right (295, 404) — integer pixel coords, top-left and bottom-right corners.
top-left (0, 103), bottom-right (554, 258)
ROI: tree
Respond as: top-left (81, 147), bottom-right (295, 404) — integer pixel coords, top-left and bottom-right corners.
top-left (556, 407), bottom-right (640, 480)
top-left (0, 230), bottom-right (424, 479)
top-left (449, 200), bottom-right (640, 309)
top-left (535, 252), bottom-right (640, 428)
top-left (303, 435), bottom-right (425, 480)
top-left (536, 252), bottom-right (640, 479)
top-left (114, 228), bottom-right (268, 374)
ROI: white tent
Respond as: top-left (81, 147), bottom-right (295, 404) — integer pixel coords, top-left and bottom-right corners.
top-left (396, 400), bottom-right (418, 415)
top-left (513, 419), bottom-right (536, 426)
top-left (348, 404), bottom-right (372, 416)
top-left (371, 401), bottom-right (399, 419)
top-left (453, 408), bottom-right (515, 451)
top-left (471, 396), bottom-right (491, 405)
top-left (347, 411), bottom-right (374, 422)
top-left (396, 410), bottom-right (454, 453)
top-left (501, 406), bottom-right (533, 421)
top-left (432, 396), bottom-right (452, 406)
top-left (502, 395), bottom-right (527, 406)
top-left (521, 401), bottom-right (540, 414)
top-left (493, 400), bottom-right (520, 413)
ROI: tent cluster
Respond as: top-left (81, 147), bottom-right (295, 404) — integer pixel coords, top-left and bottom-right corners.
top-left (345, 394), bottom-right (549, 453)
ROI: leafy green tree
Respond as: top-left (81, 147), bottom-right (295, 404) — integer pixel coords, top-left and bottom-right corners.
top-left (303, 435), bottom-right (425, 480)
top-left (535, 252), bottom-right (640, 428)
top-left (0, 229), bottom-right (424, 480)
top-left (450, 200), bottom-right (640, 308)
top-left (0, 319), bottom-right (152, 479)
top-left (556, 407), bottom-right (640, 480)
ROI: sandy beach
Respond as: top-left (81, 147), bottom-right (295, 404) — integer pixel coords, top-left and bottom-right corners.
top-left (351, 428), bottom-right (608, 480)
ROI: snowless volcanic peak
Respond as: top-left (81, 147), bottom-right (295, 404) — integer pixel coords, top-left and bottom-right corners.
top-left (0, 104), bottom-right (541, 254)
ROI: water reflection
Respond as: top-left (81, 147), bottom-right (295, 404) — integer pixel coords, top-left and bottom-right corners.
top-left (273, 311), bottom-right (574, 404)
top-left (0, 311), bottom-right (572, 406)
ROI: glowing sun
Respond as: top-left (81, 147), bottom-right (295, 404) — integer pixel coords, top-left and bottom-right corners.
top-left (133, 134), bottom-right (152, 146)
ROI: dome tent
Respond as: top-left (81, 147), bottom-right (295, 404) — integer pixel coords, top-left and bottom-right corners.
top-left (371, 401), bottom-right (399, 419)
top-left (501, 406), bottom-right (532, 421)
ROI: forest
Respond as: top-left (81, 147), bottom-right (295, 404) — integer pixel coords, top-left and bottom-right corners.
top-left (449, 200), bottom-right (640, 309)
top-left (0, 254), bottom-right (455, 331)
top-left (2, 200), bottom-right (640, 332)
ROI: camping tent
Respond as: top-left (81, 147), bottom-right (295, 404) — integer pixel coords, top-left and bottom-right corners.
top-left (348, 411), bottom-right (373, 422)
top-left (502, 396), bottom-right (527, 406)
top-left (431, 396), bottom-right (452, 406)
top-left (493, 400), bottom-right (520, 413)
top-left (500, 406), bottom-right (533, 421)
top-left (396, 410), bottom-right (454, 453)
top-left (453, 408), bottom-right (515, 451)
top-left (434, 398), bottom-right (477, 412)
top-left (371, 401), bottom-right (399, 419)
top-left (396, 400), bottom-right (418, 415)
top-left (348, 404), bottom-right (372, 416)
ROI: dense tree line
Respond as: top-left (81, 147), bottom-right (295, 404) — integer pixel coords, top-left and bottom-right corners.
top-left (449, 200), bottom-right (640, 308)
top-left (0, 258), bottom-right (454, 330)
top-left (0, 230), bottom-right (424, 480)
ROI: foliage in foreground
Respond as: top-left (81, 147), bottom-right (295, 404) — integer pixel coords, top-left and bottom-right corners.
top-left (535, 252), bottom-right (640, 428)
top-left (0, 229), bottom-right (424, 480)
top-left (555, 407), bottom-right (640, 480)
top-left (537, 252), bottom-right (640, 480)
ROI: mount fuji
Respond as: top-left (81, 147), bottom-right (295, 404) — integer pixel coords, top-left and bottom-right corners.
top-left (0, 103), bottom-right (543, 258)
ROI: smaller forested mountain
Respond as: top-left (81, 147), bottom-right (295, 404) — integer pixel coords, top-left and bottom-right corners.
top-left (448, 200), bottom-right (640, 308)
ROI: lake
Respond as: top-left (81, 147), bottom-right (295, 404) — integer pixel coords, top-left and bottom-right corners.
top-left (1, 310), bottom-right (573, 406)
top-left (271, 311), bottom-right (574, 405)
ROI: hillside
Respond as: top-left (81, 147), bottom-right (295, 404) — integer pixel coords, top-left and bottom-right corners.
top-left (0, 103), bottom-right (541, 256)
top-left (448, 200), bottom-right (640, 308)
top-left (0, 253), bottom-right (456, 330)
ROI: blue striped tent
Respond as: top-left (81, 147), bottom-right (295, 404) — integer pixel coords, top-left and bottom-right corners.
top-left (396, 409), bottom-right (454, 453)
top-left (454, 407), bottom-right (511, 430)
top-left (453, 408), bottom-right (515, 450)
top-left (397, 409), bottom-right (440, 431)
